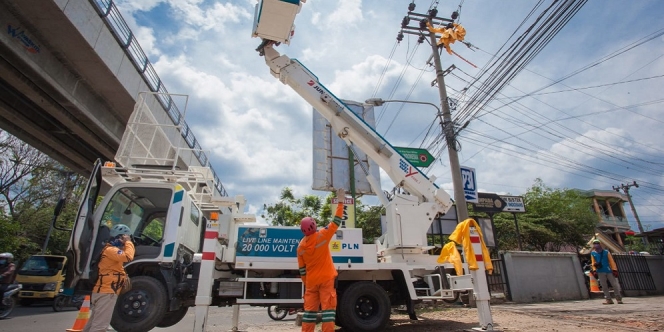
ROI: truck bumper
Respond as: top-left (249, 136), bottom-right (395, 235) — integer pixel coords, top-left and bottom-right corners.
top-left (18, 291), bottom-right (57, 299)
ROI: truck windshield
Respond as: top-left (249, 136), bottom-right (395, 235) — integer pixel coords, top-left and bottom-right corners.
top-left (18, 256), bottom-right (65, 276)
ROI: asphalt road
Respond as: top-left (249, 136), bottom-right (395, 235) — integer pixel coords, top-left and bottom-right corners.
top-left (6, 296), bottom-right (663, 332)
top-left (1, 302), bottom-right (284, 332)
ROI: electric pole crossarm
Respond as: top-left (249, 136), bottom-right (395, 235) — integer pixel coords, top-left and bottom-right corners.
top-left (405, 12), bottom-right (454, 23)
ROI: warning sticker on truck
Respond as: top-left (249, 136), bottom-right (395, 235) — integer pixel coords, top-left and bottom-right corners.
top-left (236, 227), bottom-right (301, 259)
top-left (234, 226), bottom-right (365, 264)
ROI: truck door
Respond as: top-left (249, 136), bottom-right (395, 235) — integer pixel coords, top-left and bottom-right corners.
top-left (63, 159), bottom-right (102, 290)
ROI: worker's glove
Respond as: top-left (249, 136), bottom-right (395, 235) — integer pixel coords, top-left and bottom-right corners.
top-left (612, 270), bottom-right (619, 278)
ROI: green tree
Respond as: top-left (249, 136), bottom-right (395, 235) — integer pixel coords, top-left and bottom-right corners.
top-left (492, 179), bottom-right (597, 252)
top-left (355, 204), bottom-right (384, 243)
top-left (0, 131), bottom-right (85, 261)
top-left (263, 187), bottom-right (325, 226)
top-left (264, 187), bottom-right (386, 243)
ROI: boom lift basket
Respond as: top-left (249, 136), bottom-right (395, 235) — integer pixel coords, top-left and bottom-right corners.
top-left (252, 0), bottom-right (304, 44)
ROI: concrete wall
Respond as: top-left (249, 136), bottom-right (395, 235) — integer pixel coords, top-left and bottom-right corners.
top-left (503, 251), bottom-right (589, 303)
top-left (645, 255), bottom-right (664, 294)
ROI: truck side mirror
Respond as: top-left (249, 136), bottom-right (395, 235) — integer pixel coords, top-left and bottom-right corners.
top-left (54, 198), bottom-right (65, 217)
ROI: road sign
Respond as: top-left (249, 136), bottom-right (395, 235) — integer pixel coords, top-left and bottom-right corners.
top-left (394, 147), bottom-right (435, 167)
top-left (460, 166), bottom-right (478, 203)
top-left (470, 192), bottom-right (506, 213)
top-left (332, 197), bottom-right (355, 228)
top-left (500, 195), bottom-right (526, 213)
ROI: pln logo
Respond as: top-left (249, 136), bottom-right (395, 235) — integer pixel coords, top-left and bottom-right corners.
top-left (330, 240), bottom-right (341, 252)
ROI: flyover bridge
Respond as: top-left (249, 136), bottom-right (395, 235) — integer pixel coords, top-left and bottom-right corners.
top-left (0, 0), bottom-right (227, 196)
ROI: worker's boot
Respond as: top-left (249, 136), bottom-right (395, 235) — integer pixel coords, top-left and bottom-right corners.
top-left (616, 298), bottom-right (623, 304)
top-left (603, 298), bottom-right (614, 305)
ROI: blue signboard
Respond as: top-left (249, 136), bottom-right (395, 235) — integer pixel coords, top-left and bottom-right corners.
top-left (461, 166), bottom-right (478, 203)
top-left (236, 227), bottom-right (303, 258)
top-left (235, 226), bottom-right (365, 264)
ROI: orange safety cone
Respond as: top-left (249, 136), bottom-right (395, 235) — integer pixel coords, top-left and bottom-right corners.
top-left (589, 273), bottom-right (601, 293)
top-left (66, 295), bottom-right (91, 332)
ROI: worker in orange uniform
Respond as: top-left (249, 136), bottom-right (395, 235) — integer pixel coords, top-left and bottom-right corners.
top-left (83, 224), bottom-right (135, 332)
top-left (297, 188), bottom-right (345, 332)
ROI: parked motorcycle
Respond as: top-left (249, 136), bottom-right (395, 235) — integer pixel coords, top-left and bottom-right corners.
top-left (53, 292), bottom-right (85, 312)
top-left (0, 283), bottom-right (22, 319)
top-left (267, 305), bottom-right (301, 321)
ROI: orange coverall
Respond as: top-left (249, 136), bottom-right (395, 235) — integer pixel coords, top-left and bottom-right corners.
top-left (94, 241), bottom-right (135, 294)
top-left (297, 203), bottom-right (343, 332)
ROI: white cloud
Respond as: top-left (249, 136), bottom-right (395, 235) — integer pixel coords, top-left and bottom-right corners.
top-left (113, 0), bottom-right (664, 230)
top-left (167, 0), bottom-right (250, 31)
top-left (324, 0), bottom-right (363, 28)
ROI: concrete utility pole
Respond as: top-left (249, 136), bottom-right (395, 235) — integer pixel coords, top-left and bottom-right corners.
top-left (399, 5), bottom-right (494, 331)
top-left (399, 7), bottom-right (469, 222)
top-left (613, 181), bottom-right (649, 246)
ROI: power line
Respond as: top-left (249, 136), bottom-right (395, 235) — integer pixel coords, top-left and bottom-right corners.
top-left (454, 0), bottom-right (588, 126)
top-left (459, 126), bottom-right (664, 194)
top-left (467, 26), bottom-right (664, 123)
top-left (493, 74), bottom-right (664, 99)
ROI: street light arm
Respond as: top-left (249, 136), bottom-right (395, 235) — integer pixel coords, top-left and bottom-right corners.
top-left (365, 98), bottom-right (442, 115)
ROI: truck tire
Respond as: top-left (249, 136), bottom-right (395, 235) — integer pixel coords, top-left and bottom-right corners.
top-left (335, 290), bottom-right (345, 328)
top-left (338, 281), bottom-right (390, 332)
top-left (156, 306), bottom-right (189, 327)
top-left (110, 276), bottom-right (167, 332)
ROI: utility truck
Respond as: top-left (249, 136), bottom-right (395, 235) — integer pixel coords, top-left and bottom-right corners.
top-left (64, 1), bottom-right (492, 332)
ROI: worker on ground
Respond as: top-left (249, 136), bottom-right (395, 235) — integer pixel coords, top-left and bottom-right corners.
top-left (297, 188), bottom-right (345, 332)
top-left (590, 239), bottom-right (622, 304)
top-left (83, 224), bottom-right (135, 332)
top-left (0, 253), bottom-right (16, 300)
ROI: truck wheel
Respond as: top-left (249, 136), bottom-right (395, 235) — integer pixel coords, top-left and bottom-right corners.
top-left (110, 276), bottom-right (167, 332)
top-left (339, 281), bottom-right (390, 332)
top-left (156, 306), bottom-right (189, 327)
top-left (335, 289), bottom-right (345, 328)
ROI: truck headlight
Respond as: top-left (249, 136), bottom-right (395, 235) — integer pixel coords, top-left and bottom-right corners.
top-left (43, 283), bottom-right (57, 291)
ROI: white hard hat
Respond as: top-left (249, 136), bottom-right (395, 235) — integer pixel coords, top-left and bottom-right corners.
top-left (110, 224), bottom-right (132, 237)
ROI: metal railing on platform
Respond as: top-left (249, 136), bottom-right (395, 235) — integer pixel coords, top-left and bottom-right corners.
top-left (88, 0), bottom-right (227, 197)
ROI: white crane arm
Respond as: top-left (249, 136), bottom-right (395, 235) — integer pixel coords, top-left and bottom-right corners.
top-left (262, 45), bottom-right (452, 216)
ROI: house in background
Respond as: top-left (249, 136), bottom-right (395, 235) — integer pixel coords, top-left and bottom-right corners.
top-left (577, 189), bottom-right (634, 251)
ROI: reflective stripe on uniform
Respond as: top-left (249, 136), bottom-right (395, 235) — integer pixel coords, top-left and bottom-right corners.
top-left (299, 267), bottom-right (307, 276)
top-left (321, 309), bottom-right (335, 322)
top-left (302, 311), bottom-right (318, 323)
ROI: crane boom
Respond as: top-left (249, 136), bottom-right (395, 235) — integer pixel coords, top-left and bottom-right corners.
top-left (261, 44), bottom-right (452, 249)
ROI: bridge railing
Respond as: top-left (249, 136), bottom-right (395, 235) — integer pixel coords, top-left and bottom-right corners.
top-left (89, 0), bottom-right (226, 197)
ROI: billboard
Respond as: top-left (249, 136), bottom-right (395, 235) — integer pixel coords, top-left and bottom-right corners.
top-left (312, 100), bottom-right (380, 195)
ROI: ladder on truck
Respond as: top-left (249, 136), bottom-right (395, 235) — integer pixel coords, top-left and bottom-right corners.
top-left (105, 92), bottom-right (228, 211)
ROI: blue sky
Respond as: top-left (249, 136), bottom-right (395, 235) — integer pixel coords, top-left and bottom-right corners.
top-left (113, 0), bottom-right (664, 231)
